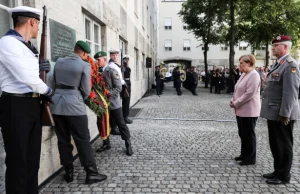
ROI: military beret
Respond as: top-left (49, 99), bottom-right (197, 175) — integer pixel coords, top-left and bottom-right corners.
top-left (109, 49), bottom-right (120, 54)
top-left (191, 66), bottom-right (195, 68)
top-left (272, 35), bottom-right (292, 44)
top-left (94, 51), bottom-right (107, 59)
top-left (8, 6), bottom-right (42, 20)
top-left (76, 40), bottom-right (91, 53)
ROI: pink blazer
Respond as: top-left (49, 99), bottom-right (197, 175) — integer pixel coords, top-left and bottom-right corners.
top-left (231, 69), bottom-right (261, 117)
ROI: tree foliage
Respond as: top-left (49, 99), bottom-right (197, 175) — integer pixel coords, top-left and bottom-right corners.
top-left (178, 0), bottom-right (227, 88)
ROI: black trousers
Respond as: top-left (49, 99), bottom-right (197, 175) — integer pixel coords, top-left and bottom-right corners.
top-left (109, 108), bottom-right (131, 140)
top-left (190, 84), bottom-right (197, 94)
top-left (156, 79), bottom-right (161, 94)
top-left (176, 87), bottom-right (181, 95)
top-left (267, 120), bottom-right (294, 180)
top-left (122, 97), bottom-right (130, 118)
top-left (0, 96), bottom-right (42, 194)
top-left (236, 116), bottom-right (257, 163)
top-left (53, 115), bottom-right (96, 167)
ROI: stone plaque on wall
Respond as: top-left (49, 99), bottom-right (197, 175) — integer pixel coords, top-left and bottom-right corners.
top-left (49, 19), bottom-right (76, 61)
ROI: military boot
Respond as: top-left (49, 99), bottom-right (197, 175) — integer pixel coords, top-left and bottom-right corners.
top-left (64, 163), bottom-right (74, 183)
top-left (125, 138), bottom-right (133, 156)
top-left (84, 164), bottom-right (107, 184)
top-left (96, 138), bottom-right (111, 153)
top-left (124, 117), bottom-right (133, 124)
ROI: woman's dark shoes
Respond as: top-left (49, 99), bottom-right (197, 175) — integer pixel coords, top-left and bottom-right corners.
top-left (238, 161), bottom-right (255, 166)
top-left (266, 177), bottom-right (290, 185)
top-left (234, 156), bottom-right (244, 161)
top-left (262, 172), bottom-right (276, 179)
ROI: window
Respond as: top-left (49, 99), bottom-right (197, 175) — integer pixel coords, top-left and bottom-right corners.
top-left (164, 18), bottom-right (172, 30)
top-left (0, 1), bottom-right (17, 37)
top-left (183, 39), bottom-right (191, 51)
top-left (119, 39), bottom-right (127, 64)
top-left (135, 48), bottom-right (139, 80)
top-left (257, 46), bottom-right (266, 50)
top-left (164, 40), bottom-right (172, 51)
top-left (183, 23), bottom-right (188, 30)
top-left (84, 15), bottom-right (101, 57)
top-left (239, 41), bottom-right (248, 51)
top-left (202, 47), bottom-right (209, 50)
top-left (221, 45), bottom-right (228, 51)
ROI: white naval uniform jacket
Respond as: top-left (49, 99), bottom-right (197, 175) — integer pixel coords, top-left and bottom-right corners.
top-left (108, 60), bottom-right (125, 85)
top-left (0, 36), bottom-right (49, 94)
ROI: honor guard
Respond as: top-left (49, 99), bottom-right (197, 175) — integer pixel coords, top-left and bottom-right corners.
top-left (0, 6), bottom-right (53, 194)
top-left (261, 35), bottom-right (300, 184)
top-left (174, 66), bottom-right (183, 95)
top-left (122, 55), bottom-right (133, 124)
top-left (50, 41), bottom-right (107, 184)
top-left (97, 49), bottom-right (133, 156)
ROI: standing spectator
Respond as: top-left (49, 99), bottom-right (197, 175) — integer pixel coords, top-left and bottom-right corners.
top-left (230, 54), bottom-right (261, 166)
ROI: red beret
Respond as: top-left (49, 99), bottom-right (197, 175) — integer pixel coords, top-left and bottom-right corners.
top-left (272, 35), bottom-right (292, 44)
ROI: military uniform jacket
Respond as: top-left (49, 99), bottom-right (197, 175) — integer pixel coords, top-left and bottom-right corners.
top-left (260, 54), bottom-right (300, 120)
top-left (103, 66), bottom-right (122, 110)
top-left (50, 54), bottom-right (91, 116)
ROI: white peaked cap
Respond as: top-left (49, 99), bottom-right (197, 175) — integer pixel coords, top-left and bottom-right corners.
top-left (8, 6), bottom-right (42, 20)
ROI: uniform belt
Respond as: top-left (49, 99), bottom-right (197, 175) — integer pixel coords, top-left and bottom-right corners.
top-left (1, 91), bottom-right (39, 98)
top-left (56, 84), bottom-right (79, 90)
top-left (125, 78), bottom-right (130, 81)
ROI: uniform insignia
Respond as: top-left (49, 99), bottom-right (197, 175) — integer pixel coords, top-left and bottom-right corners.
top-left (276, 36), bottom-right (281, 40)
top-left (116, 74), bottom-right (120, 79)
top-left (279, 60), bottom-right (284, 65)
top-left (272, 73), bottom-right (279, 77)
top-left (291, 67), bottom-right (297, 73)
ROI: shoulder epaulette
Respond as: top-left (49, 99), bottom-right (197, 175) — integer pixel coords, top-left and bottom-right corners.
top-left (287, 56), bottom-right (293, 63)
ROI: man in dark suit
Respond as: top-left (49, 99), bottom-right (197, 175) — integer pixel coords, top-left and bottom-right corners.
top-left (190, 66), bottom-right (198, 95)
top-left (51, 41), bottom-right (107, 184)
top-left (155, 65), bottom-right (162, 95)
top-left (261, 35), bottom-right (300, 184)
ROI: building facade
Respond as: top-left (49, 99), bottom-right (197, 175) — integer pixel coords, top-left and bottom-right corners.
top-left (0, 0), bottom-right (158, 186)
top-left (158, 0), bottom-right (272, 70)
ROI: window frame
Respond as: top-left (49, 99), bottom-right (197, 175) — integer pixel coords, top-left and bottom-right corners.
top-left (84, 15), bottom-right (101, 57)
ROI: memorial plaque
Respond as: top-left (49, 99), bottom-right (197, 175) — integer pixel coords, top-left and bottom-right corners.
top-left (49, 19), bottom-right (76, 61)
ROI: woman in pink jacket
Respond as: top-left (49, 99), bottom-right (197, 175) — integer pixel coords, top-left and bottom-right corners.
top-left (230, 54), bottom-right (261, 166)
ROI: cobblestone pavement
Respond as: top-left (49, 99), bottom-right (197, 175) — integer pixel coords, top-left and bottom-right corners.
top-left (3, 83), bottom-right (300, 194)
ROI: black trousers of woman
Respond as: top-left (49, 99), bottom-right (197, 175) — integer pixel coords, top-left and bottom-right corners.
top-left (236, 116), bottom-right (258, 163)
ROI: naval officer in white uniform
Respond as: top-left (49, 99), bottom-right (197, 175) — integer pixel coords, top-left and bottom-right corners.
top-left (0, 6), bottom-right (53, 194)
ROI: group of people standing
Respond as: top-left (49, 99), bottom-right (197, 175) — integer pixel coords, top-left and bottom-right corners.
top-left (0, 6), bottom-right (134, 193)
top-left (231, 35), bottom-right (300, 185)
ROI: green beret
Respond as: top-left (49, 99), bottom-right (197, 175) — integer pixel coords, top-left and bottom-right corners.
top-left (76, 40), bottom-right (91, 53)
top-left (94, 51), bottom-right (107, 59)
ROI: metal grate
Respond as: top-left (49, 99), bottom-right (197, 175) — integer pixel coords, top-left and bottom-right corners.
top-left (128, 108), bottom-right (142, 118)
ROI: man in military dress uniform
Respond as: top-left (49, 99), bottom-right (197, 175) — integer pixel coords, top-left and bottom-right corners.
top-left (261, 35), bottom-right (300, 184)
top-left (122, 55), bottom-right (133, 124)
top-left (50, 41), bottom-right (107, 184)
top-left (0, 6), bottom-right (54, 194)
top-left (97, 49), bottom-right (133, 156)
top-left (210, 66), bottom-right (217, 93)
